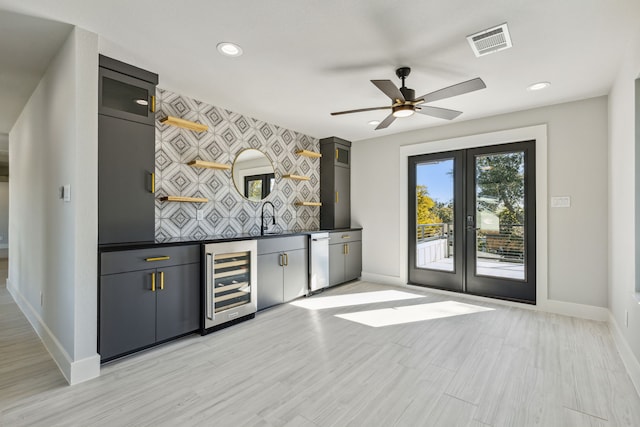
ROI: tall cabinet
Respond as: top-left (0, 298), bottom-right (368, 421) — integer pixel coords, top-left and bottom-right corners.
top-left (320, 137), bottom-right (351, 229)
top-left (98, 55), bottom-right (158, 244)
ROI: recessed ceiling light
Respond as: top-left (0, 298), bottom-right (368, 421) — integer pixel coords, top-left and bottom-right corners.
top-left (368, 120), bottom-right (380, 126)
top-left (217, 42), bottom-right (243, 57)
top-left (527, 81), bottom-right (551, 91)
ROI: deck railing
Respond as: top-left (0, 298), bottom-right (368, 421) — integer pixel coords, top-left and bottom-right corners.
top-left (416, 223), bottom-right (524, 261)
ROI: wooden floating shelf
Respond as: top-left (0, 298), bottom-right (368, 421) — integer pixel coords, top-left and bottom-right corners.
top-left (160, 116), bottom-right (209, 132)
top-left (282, 174), bottom-right (310, 181)
top-left (188, 160), bottom-right (231, 170)
top-left (295, 201), bottom-right (322, 207)
top-left (160, 196), bottom-right (209, 203)
top-left (295, 149), bottom-right (322, 159)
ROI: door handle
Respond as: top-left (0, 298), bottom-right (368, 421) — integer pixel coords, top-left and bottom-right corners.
top-left (336, 191), bottom-right (339, 204)
top-left (284, 253), bottom-right (289, 266)
top-left (150, 172), bottom-right (156, 194)
top-left (279, 254), bottom-right (284, 267)
top-left (150, 95), bottom-right (156, 113)
top-left (151, 272), bottom-right (156, 292)
top-left (159, 271), bottom-right (164, 290)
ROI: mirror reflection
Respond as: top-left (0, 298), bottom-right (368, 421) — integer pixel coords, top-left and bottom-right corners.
top-left (232, 149), bottom-right (275, 201)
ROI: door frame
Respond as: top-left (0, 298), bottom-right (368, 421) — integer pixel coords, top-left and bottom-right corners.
top-left (399, 125), bottom-right (548, 306)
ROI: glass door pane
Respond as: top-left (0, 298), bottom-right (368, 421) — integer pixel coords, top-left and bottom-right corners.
top-left (415, 159), bottom-right (455, 272)
top-left (474, 151), bottom-right (526, 280)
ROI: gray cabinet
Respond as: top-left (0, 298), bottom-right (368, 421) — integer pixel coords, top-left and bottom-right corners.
top-left (98, 55), bottom-right (158, 244)
top-left (257, 236), bottom-right (308, 310)
top-left (99, 245), bottom-right (200, 361)
top-left (328, 230), bottom-right (362, 286)
top-left (320, 137), bottom-right (352, 229)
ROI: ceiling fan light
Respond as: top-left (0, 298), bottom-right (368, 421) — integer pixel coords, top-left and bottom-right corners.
top-left (392, 104), bottom-right (414, 118)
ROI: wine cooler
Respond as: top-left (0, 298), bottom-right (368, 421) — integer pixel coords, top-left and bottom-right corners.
top-left (203, 240), bottom-right (257, 330)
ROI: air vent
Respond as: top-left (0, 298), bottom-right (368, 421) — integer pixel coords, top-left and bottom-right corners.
top-left (467, 23), bottom-right (512, 57)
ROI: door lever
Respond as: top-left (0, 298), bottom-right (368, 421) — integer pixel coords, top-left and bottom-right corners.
top-left (466, 215), bottom-right (476, 231)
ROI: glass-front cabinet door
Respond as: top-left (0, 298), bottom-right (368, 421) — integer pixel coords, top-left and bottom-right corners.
top-left (99, 67), bottom-right (156, 125)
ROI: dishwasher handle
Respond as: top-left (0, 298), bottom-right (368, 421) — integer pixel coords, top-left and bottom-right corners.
top-left (312, 237), bottom-right (330, 241)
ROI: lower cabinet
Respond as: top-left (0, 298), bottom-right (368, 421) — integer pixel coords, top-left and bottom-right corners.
top-left (99, 245), bottom-right (200, 361)
top-left (257, 236), bottom-right (308, 310)
top-left (329, 230), bottom-right (362, 287)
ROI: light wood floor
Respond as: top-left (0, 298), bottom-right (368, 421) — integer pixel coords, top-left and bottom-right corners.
top-left (2, 276), bottom-right (640, 426)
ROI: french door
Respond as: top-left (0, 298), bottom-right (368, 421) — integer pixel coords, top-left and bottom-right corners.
top-left (408, 141), bottom-right (536, 303)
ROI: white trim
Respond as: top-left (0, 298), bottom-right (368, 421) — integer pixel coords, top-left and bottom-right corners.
top-left (360, 272), bottom-right (404, 286)
top-left (609, 312), bottom-right (640, 396)
top-left (539, 298), bottom-right (609, 322)
top-left (7, 279), bottom-right (100, 385)
top-left (399, 125), bottom-right (549, 305)
top-left (69, 354), bottom-right (101, 385)
top-left (362, 278), bottom-right (609, 321)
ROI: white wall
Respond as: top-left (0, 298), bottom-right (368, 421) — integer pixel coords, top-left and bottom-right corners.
top-left (352, 96), bottom-right (609, 310)
top-left (0, 182), bottom-right (9, 246)
top-left (608, 29), bottom-right (640, 390)
top-left (8, 27), bottom-right (99, 384)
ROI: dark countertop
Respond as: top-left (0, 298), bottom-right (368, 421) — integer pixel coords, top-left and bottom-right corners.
top-left (98, 227), bottom-right (363, 252)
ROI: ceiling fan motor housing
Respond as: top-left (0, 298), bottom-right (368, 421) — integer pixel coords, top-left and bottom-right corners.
top-left (400, 87), bottom-right (415, 101)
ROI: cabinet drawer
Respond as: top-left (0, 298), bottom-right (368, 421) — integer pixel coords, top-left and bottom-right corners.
top-left (101, 244), bottom-right (200, 275)
top-left (258, 235), bottom-right (308, 255)
top-left (329, 230), bottom-right (361, 244)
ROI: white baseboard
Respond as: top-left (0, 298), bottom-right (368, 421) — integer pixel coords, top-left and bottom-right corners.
top-left (360, 272), bottom-right (404, 286)
top-left (608, 312), bottom-right (640, 397)
top-left (7, 279), bottom-right (100, 385)
top-left (539, 299), bottom-right (609, 322)
top-left (362, 274), bottom-right (609, 321)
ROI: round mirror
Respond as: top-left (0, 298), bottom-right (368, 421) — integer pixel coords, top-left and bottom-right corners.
top-left (232, 149), bottom-right (275, 202)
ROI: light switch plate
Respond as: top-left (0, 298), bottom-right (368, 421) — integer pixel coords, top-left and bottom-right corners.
top-left (63, 184), bottom-right (71, 202)
top-left (551, 196), bottom-right (570, 208)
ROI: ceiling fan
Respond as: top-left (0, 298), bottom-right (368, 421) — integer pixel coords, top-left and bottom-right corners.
top-left (330, 67), bottom-right (486, 130)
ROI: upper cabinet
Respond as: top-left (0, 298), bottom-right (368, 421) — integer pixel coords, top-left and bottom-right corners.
top-left (98, 56), bottom-right (158, 244)
top-left (98, 55), bottom-right (158, 126)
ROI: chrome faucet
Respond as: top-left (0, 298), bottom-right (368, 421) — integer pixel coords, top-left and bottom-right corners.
top-left (261, 201), bottom-right (276, 236)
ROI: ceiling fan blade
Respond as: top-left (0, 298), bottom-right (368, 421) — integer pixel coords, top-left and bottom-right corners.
top-left (330, 106), bottom-right (391, 116)
top-left (415, 105), bottom-right (463, 120)
top-left (375, 114), bottom-right (396, 130)
top-left (418, 78), bottom-right (486, 103)
top-left (371, 80), bottom-right (405, 102)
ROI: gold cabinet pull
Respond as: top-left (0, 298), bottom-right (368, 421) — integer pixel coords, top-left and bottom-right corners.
top-left (343, 243), bottom-right (347, 255)
top-left (284, 253), bottom-right (289, 266)
top-left (151, 172), bottom-right (156, 194)
top-left (346, 244), bottom-right (349, 255)
top-left (151, 272), bottom-right (156, 292)
top-left (335, 191), bottom-right (339, 204)
top-left (279, 254), bottom-right (284, 267)
top-left (335, 148), bottom-right (338, 160)
top-left (160, 271), bottom-right (164, 290)
top-left (146, 256), bottom-right (170, 262)
top-left (342, 234), bottom-right (350, 239)
top-left (150, 95), bottom-right (156, 113)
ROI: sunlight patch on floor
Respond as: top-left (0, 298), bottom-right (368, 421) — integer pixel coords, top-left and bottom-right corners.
top-left (335, 300), bottom-right (495, 327)
top-left (290, 290), bottom-right (425, 310)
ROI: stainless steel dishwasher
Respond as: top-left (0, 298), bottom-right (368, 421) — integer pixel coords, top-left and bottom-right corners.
top-left (309, 232), bottom-right (329, 292)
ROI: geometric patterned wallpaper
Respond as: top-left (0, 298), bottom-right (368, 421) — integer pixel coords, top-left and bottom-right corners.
top-left (154, 88), bottom-right (321, 240)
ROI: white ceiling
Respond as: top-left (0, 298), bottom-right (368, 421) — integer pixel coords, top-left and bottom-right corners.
top-left (0, 9), bottom-right (71, 134)
top-left (0, 0), bottom-right (639, 141)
